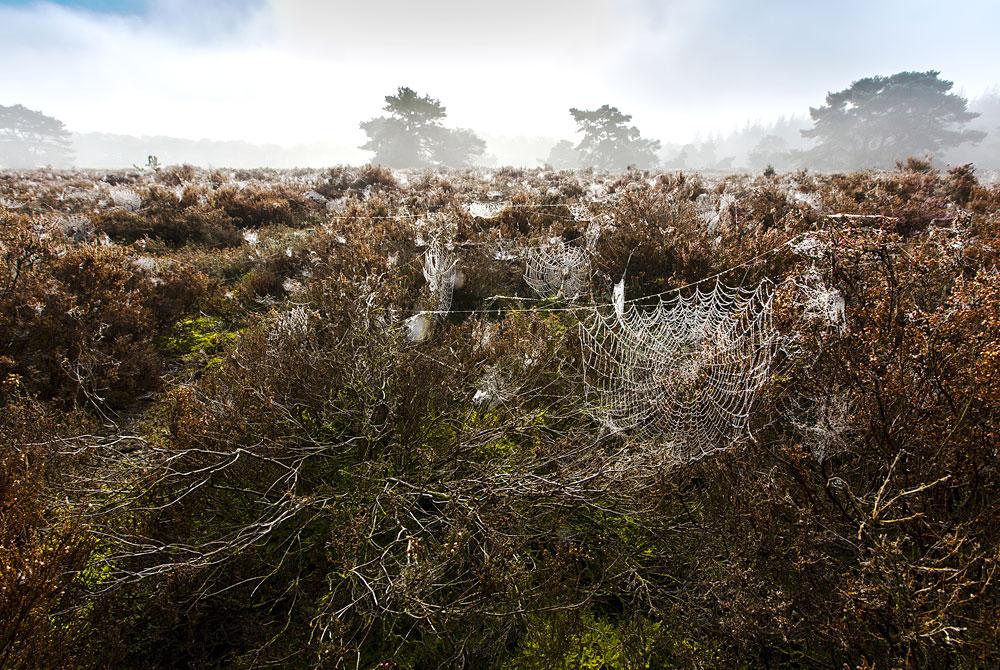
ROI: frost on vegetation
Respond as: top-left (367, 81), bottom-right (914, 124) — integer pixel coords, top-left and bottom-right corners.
top-left (795, 266), bottom-right (847, 333)
top-left (0, 197), bottom-right (24, 210)
top-left (790, 233), bottom-right (829, 260)
top-left (108, 186), bottom-right (142, 212)
top-left (243, 230), bottom-right (260, 246)
top-left (524, 239), bottom-right (591, 300)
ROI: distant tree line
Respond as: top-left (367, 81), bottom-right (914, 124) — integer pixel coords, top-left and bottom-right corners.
top-left (370, 73), bottom-right (989, 172)
top-left (684, 71), bottom-right (992, 173)
top-left (572, 71), bottom-right (986, 172)
top-left (1, 72), bottom-right (994, 172)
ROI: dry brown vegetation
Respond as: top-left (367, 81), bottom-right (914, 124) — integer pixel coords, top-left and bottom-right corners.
top-left (0, 162), bottom-right (997, 668)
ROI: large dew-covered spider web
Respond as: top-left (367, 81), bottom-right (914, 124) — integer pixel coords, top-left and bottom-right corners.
top-left (580, 278), bottom-right (776, 462)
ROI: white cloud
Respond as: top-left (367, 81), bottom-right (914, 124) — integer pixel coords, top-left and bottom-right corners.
top-left (0, 0), bottom-right (997, 163)
top-left (269, 0), bottom-right (624, 57)
top-left (0, 0), bottom-right (629, 152)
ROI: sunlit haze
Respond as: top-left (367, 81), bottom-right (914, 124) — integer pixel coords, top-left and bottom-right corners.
top-left (2, 0), bottom-right (998, 165)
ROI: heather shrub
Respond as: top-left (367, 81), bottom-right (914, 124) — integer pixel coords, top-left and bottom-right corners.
top-left (316, 164), bottom-right (399, 199)
top-left (213, 183), bottom-right (311, 229)
top-left (0, 167), bottom-right (996, 669)
top-left (0, 398), bottom-right (95, 670)
top-left (1, 213), bottom-right (217, 406)
top-left (95, 203), bottom-right (243, 247)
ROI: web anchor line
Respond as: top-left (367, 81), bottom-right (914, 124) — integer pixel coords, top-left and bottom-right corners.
top-left (411, 232), bottom-right (807, 317)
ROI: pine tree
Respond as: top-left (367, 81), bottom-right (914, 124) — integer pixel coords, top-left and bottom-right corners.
top-left (569, 105), bottom-right (660, 171)
top-left (360, 88), bottom-right (484, 168)
top-left (0, 104), bottom-right (74, 169)
top-left (802, 71), bottom-right (986, 170)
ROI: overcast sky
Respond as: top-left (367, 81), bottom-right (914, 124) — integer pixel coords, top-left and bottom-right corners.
top-left (2, 0), bottom-right (998, 156)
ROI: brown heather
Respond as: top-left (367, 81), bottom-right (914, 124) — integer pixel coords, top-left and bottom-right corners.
top-left (0, 163), bottom-right (997, 669)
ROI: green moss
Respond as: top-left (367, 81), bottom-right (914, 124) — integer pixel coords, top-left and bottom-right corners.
top-left (78, 542), bottom-right (113, 589)
top-left (506, 612), bottom-right (661, 670)
top-left (162, 315), bottom-right (238, 364)
top-left (465, 408), bottom-right (520, 460)
top-left (543, 310), bottom-right (574, 339)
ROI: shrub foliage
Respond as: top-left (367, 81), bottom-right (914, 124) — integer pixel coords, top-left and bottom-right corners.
top-left (0, 163), bottom-right (997, 668)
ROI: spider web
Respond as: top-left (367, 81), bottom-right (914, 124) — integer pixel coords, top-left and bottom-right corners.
top-left (580, 278), bottom-right (776, 462)
top-left (465, 200), bottom-right (509, 219)
top-left (794, 265), bottom-right (846, 334)
top-left (422, 238), bottom-right (458, 314)
top-left (524, 239), bottom-right (591, 300)
top-left (108, 185), bottom-right (142, 211)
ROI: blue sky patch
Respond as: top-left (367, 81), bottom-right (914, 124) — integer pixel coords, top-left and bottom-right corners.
top-left (2, 1), bottom-right (144, 10)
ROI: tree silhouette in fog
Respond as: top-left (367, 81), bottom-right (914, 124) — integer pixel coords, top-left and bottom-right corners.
top-left (544, 140), bottom-right (580, 169)
top-left (428, 127), bottom-right (486, 169)
top-left (802, 71), bottom-right (986, 170)
top-left (569, 105), bottom-right (660, 171)
top-left (360, 87), bottom-right (485, 168)
top-left (748, 135), bottom-right (793, 172)
top-left (0, 104), bottom-right (74, 169)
